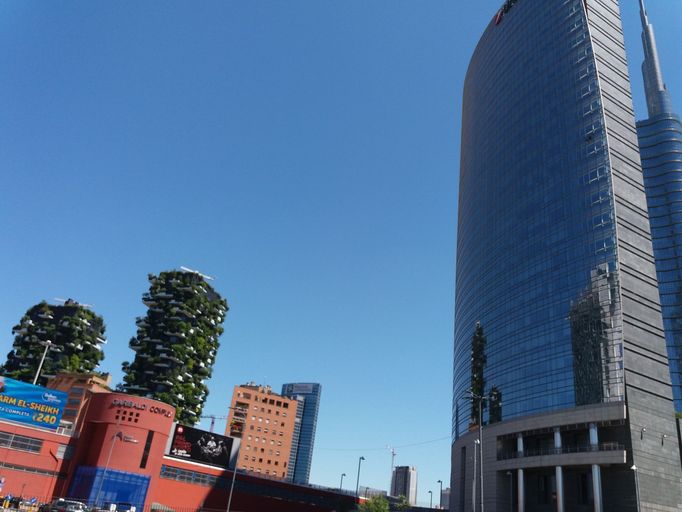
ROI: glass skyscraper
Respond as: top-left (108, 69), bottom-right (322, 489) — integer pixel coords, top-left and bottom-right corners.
top-left (451, 1), bottom-right (682, 511)
top-left (281, 382), bottom-right (321, 485)
top-left (636, 0), bottom-right (682, 417)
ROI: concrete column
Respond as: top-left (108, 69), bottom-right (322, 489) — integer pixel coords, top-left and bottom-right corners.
top-left (554, 428), bottom-right (564, 512)
top-left (589, 422), bottom-right (598, 447)
top-left (517, 469), bottom-right (525, 512)
top-left (591, 464), bottom-right (602, 512)
top-left (517, 434), bottom-right (524, 512)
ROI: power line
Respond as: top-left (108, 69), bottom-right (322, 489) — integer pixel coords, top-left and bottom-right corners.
top-left (317, 435), bottom-right (450, 452)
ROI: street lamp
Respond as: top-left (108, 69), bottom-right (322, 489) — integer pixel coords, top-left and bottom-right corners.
top-left (94, 431), bottom-right (138, 507)
top-left (631, 465), bottom-right (641, 512)
top-left (33, 340), bottom-right (62, 385)
top-left (473, 439), bottom-right (480, 512)
top-left (428, 490), bottom-right (433, 508)
top-left (355, 456), bottom-right (365, 496)
top-left (460, 389), bottom-right (491, 512)
top-left (437, 480), bottom-right (443, 509)
top-left (340, 473), bottom-right (346, 490)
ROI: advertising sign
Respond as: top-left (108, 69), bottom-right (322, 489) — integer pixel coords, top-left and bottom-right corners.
top-left (0, 376), bottom-right (67, 430)
top-left (169, 424), bottom-right (234, 468)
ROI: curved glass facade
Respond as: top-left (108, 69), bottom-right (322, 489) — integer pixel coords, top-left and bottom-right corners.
top-left (452, 1), bottom-right (625, 438)
top-left (638, 113), bottom-right (682, 411)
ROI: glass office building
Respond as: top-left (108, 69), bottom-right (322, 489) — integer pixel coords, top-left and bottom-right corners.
top-left (451, 1), bottom-right (682, 511)
top-left (636, 1), bottom-right (682, 416)
top-left (281, 383), bottom-right (321, 485)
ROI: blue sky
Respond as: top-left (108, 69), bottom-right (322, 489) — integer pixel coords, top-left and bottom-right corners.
top-left (1, 0), bottom-right (680, 506)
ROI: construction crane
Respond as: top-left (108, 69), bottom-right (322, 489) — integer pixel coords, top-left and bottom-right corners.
top-left (200, 414), bottom-right (230, 433)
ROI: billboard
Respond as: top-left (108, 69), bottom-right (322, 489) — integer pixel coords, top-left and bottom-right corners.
top-left (0, 375), bottom-right (67, 430)
top-left (169, 424), bottom-right (234, 469)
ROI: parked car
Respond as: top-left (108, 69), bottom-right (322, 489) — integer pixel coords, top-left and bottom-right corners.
top-left (51, 499), bottom-right (88, 512)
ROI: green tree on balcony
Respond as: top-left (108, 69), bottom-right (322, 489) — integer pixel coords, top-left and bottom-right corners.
top-left (0, 299), bottom-right (106, 386)
top-left (121, 269), bottom-right (228, 425)
top-left (470, 321), bottom-right (487, 426)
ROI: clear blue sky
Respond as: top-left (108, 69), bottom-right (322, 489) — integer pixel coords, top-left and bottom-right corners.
top-left (1, 0), bottom-right (680, 506)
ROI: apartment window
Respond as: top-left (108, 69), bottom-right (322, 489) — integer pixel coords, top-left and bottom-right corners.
top-left (71, 387), bottom-right (84, 396)
top-left (249, 425), bottom-right (254, 431)
top-left (282, 412), bottom-right (287, 418)
top-left (275, 400), bottom-right (281, 406)
top-left (265, 419), bottom-right (270, 424)
top-left (267, 460), bottom-right (271, 465)
top-left (55, 444), bottom-right (74, 460)
top-left (275, 461), bottom-right (279, 466)
top-left (258, 458), bottom-right (263, 463)
top-left (0, 431), bottom-right (43, 453)
top-left (283, 403), bottom-right (288, 409)
top-left (257, 427), bottom-right (261, 432)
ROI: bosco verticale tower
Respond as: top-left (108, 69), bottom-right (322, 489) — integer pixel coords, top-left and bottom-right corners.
top-left (1, 299), bottom-right (106, 387)
top-left (121, 269), bottom-right (228, 425)
top-left (451, 1), bottom-right (682, 511)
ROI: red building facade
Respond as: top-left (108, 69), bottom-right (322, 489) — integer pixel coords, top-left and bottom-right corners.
top-left (0, 392), bottom-right (356, 512)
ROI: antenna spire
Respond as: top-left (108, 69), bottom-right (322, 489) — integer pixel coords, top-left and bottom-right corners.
top-left (639, 0), bottom-right (673, 117)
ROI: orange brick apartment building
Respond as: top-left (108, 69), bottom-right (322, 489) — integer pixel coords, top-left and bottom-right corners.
top-left (225, 383), bottom-right (300, 480)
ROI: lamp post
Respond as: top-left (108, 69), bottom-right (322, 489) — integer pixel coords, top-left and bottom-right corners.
top-left (355, 456), bottom-right (365, 497)
top-left (473, 439), bottom-right (480, 512)
top-left (33, 339), bottom-right (62, 385)
top-left (460, 390), bottom-right (490, 512)
top-left (340, 473), bottom-right (346, 490)
top-left (428, 490), bottom-right (433, 508)
top-left (224, 405), bottom-right (246, 512)
top-left (94, 431), bottom-right (138, 507)
top-left (437, 480), bottom-right (443, 509)
top-left (631, 465), bottom-right (641, 512)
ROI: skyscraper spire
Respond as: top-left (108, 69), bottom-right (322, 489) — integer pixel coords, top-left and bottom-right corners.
top-left (640, 0), bottom-right (673, 116)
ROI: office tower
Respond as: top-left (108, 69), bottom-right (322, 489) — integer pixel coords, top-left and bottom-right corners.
top-left (451, 1), bottom-right (682, 511)
top-left (121, 269), bottom-right (228, 425)
top-left (636, 1), bottom-right (682, 424)
top-left (390, 466), bottom-right (417, 506)
top-left (1, 299), bottom-right (106, 387)
top-left (225, 383), bottom-right (299, 480)
top-left (281, 382), bottom-right (322, 484)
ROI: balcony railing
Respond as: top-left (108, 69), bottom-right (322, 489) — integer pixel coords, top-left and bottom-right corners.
top-left (498, 442), bottom-right (625, 460)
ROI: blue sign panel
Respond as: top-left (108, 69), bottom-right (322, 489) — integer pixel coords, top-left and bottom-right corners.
top-left (0, 376), bottom-right (67, 430)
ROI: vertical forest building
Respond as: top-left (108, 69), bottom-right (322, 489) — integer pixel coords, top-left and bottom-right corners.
top-left (1, 299), bottom-right (106, 387)
top-left (121, 269), bottom-right (228, 425)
